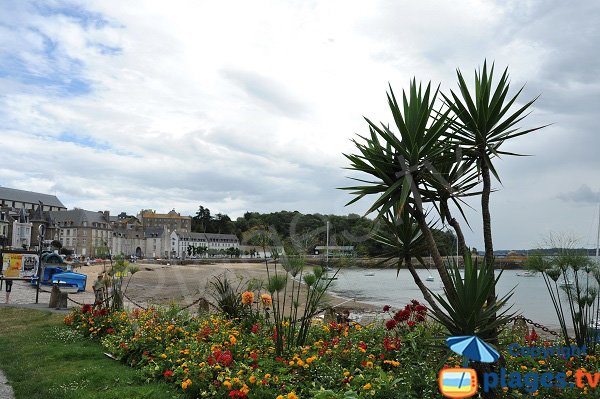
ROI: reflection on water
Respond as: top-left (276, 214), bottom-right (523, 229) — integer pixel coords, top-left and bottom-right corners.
top-left (328, 268), bottom-right (585, 331)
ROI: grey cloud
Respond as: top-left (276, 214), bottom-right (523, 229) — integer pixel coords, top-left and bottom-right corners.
top-left (557, 184), bottom-right (600, 204)
top-left (221, 68), bottom-right (309, 118)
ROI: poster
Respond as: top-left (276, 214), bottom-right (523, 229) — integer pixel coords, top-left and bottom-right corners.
top-left (1, 253), bottom-right (38, 278)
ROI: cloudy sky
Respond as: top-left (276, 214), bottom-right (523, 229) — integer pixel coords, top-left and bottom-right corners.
top-left (1, 0), bottom-right (599, 250)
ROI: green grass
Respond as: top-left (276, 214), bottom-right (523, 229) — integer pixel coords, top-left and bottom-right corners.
top-left (0, 308), bottom-right (181, 399)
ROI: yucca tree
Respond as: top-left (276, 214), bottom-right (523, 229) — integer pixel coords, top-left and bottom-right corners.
top-left (443, 61), bottom-right (547, 305)
top-left (375, 207), bottom-right (452, 324)
top-left (423, 148), bottom-right (480, 257)
top-left (342, 80), bottom-right (458, 299)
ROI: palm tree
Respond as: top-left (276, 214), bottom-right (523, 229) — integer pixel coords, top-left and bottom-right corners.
top-left (443, 61), bottom-right (547, 317)
top-left (342, 80), bottom-right (458, 300)
top-left (375, 207), bottom-right (452, 324)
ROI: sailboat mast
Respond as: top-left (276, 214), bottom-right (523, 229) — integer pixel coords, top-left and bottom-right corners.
top-left (326, 220), bottom-right (330, 267)
top-left (596, 203), bottom-right (600, 258)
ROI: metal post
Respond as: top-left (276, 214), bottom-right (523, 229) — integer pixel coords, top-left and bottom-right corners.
top-left (35, 224), bottom-right (45, 304)
top-left (326, 220), bottom-right (330, 268)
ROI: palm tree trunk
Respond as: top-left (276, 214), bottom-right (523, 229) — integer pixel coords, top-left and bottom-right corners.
top-left (440, 199), bottom-right (467, 257)
top-left (411, 207), bottom-right (458, 302)
top-left (481, 159), bottom-right (497, 342)
top-left (404, 255), bottom-right (453, 325)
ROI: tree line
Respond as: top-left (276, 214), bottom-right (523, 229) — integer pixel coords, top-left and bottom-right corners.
top-left (191, 205), bottom-right (458, 257)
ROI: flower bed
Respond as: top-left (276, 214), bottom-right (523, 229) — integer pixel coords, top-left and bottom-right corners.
top-left (65, 301), bottom-right (600, 398)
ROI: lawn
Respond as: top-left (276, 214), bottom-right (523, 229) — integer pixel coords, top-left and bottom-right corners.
top-left (0, 307), bottom-right (180, 399)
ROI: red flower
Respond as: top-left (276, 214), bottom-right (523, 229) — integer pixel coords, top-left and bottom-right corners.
top-left (106, 328), bottom-right (115, 334)
top-left (383, 337), bottom-right (401, 351)
top-left (407, 321), bottom-right (416, 328)
top-left (81, 304), bottom-right (92, 314)
top-left (385, 319), bottom-right (398, 330)
top-left (228, 390), bottom-right (247, 398)
top-left (411, 299), bottom-right (420, 306)
top-left (525, 328), bottom-right (539, 345)
top-left (383, 305), bottom-right (391, 312)
top-left (251, 323), bottom-right (259, 334)
top-left (415, 314), bottom-right (425, 322)
top-left (163, 370), bottom-right (173, 377)
top-left (358, 342), bottom-right (367, 351)
top-left (415, 305), bottom-right (427, 313)
top-left (394, 309), bottom-right (410, 322)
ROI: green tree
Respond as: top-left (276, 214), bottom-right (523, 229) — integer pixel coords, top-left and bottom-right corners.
top-left (444, 61), bottom-right (546, 330)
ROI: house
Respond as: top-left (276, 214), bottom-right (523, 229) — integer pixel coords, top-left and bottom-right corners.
top-left (8, 208), bottom-right (32, 249)
top-left (0, 210), bottom-right (9, 248)
top-left (0, 186), bottom-right (66, 211)
top-left (48, 209), bottom-right (111, 257)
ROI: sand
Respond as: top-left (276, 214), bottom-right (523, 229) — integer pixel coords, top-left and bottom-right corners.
top-left (2, 261), bottom-right (378, 319)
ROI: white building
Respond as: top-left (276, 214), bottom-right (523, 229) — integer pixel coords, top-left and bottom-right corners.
top-left (11, 208), bottom-right (32, 248)
top-left (170, 231), bottom-right (239, 258)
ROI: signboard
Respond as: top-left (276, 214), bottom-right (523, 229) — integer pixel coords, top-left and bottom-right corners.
top-left (1, 253), bottom-right (39, 279)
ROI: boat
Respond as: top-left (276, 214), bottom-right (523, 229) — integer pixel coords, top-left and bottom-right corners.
top-left (51, 271), bottom-right (88, 292)
top-left (426, 275), bottom-right (434, 282)
top-left (516, 271), bottom-right (536, 277)
top-left (364, 273), bottom-right (375, 277)
top-left (559, 279), bottom-right (573, 289)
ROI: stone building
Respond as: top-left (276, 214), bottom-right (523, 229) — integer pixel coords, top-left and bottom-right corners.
top-left (138, 209), bottom-right (191, 234)
top-left (48, 209), bottom-right (111, 257)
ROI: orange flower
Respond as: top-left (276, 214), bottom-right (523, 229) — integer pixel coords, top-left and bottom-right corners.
top-left (242, 291), bottom-right (254, 305)
top-left (260, 293), bottom-right (272, 307)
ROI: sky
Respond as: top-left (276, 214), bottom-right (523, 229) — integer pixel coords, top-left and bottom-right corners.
top-left (0, 0), bottom-right (599, 250)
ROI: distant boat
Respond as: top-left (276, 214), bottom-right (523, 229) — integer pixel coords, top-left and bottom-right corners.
top-left (426, 275), bottom-right (434, 282)
top-left (364, 273), bottom-right (375, 277)
top-left (516, 271), bottom-right (536, 277)
top-left (560, 279), bottom-right (573, 289)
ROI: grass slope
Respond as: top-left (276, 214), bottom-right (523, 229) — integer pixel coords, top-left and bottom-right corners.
top-left (0, 308), bottom-right (181, 399)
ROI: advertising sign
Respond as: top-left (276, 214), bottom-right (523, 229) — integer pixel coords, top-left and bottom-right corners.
top-left (1, 253), bottom-right (39, 278)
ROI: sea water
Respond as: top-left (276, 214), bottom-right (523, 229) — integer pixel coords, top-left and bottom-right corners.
top-left (328, 268), bottom-right (581, 332)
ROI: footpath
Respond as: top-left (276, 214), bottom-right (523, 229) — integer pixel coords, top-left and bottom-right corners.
top-left (0, 370), bottom-right (14, 399)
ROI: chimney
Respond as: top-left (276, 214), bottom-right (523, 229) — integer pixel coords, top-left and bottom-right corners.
top-left (103, 210), bottom-right (110, 221)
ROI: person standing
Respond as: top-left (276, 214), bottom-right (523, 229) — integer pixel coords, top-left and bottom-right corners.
top-left (5, 279), bottom-right (12, 304)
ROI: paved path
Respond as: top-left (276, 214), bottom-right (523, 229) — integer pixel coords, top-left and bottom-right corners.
top-left (0, 370), bottom-right (14, 399)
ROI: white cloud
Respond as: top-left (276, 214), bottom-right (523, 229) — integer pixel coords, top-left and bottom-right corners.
top-left (0, 0), bottom-right (599, 249)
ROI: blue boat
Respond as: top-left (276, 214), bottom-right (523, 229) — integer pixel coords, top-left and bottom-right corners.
top-left (51, 271), bottom-right (87, 292)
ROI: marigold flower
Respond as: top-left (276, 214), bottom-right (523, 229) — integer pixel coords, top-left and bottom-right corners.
top-left (363, 383), bottom-right (372, 390)
top-left (260, 293), bottom-right (272, 307)
top-left (242, 291), bottom-right (254, 305)
top-left (287, 393), bottom-right (298, 399)
top-left (249, 375), bottom-right (257, 384)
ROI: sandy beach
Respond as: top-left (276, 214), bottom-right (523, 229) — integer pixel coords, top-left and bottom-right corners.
top-left (2, 261), bottom-right (378, 319)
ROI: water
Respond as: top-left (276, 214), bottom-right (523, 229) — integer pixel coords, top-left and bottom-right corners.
top-left (328, 268), bottom-right (590, 331)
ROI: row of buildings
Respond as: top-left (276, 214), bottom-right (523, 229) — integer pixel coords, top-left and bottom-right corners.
top-left (0, 186), bottom-right (239, 259)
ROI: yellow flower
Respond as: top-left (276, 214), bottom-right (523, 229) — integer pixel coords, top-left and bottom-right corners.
top-left (242, 291), bottom-right (254, 305)
top-left (160, 353), bottom-right (167, 359)
top-left (249, 376), bottom-right (257, 384)
top-left (538, 360), bottom-right (545, 365)
top-left (287, 393), bottom-right (298, 399)
top-left (223, 380), bottom-right (232, 389)
top-left (567, 370), bottom-right (573, 377)
top-left (264, 373), bottom-right (271, 379)
top-left (276, 396), bottom-right (285, 399)
top-left (365, 361), bottom-right (373, 368)
top-left (363, 383), bottom-right (372, 390)
top-left (229, 335), bottom-right (237, 345)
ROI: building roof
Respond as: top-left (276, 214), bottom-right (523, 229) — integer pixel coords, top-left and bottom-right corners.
top-left (0, 187), bottom-right (65, 209)
top-left (139, 209), bottom-right (190, 220)
top-left (144, 226), bottom-right (166, 238)
top-left (173, 231), bottom-right (239, 242)
top-left (48, 209), bottom-right (110, 226)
